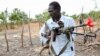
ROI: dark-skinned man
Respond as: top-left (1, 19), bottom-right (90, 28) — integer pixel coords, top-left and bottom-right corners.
top-left (39, 1), bottom-right (76, 56)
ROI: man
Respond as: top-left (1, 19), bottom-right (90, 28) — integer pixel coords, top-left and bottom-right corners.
top-left (39, 1), bottom-right (76, 56)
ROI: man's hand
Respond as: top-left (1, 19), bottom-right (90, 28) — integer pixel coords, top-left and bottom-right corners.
top-left (64, 27), bottom-right (72, 40)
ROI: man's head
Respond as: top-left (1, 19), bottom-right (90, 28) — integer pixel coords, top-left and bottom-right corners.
top-left (48, 1), bottom-right (61, 18)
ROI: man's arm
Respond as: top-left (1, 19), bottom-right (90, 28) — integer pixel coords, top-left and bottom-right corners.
top-left (39, 23), bottom-right (50, 45)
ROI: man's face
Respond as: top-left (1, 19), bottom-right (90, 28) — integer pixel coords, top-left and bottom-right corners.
top-left (48, 5), bottom-right (60, 18)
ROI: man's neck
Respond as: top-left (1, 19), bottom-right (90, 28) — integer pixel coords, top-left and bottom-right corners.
top-left (52, 14), bottom-right (61, 22)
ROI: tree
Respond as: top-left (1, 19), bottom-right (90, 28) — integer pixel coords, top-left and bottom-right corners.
top-left (0, 10), bottom-right (8, 29)
top-left (0, 12), bottom-right (5, 20)
top-left (70, 14), bottom-right (77, 19)
top-left (0, 12), bottom-right (5, 29)
top-left (35, 11), bottom-right (69, 22)
top-left (61, 11), bottom-right (66, 15)
top-left (35, 10), bottom-right (50, 22)
top-left (89, 10), bottom-right (100, 20)
top-left (0, 9), bottom-right (9, 51)
top-left (61, 11), bottom-right (68, 16)
top-left (9, 8), bottom-right (28, 26)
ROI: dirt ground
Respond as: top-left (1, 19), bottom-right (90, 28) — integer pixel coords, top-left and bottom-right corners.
top-left (0, 22), bottom-right (100, 56)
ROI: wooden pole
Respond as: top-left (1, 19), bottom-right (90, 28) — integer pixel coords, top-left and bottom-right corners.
top-left (81, 6), bottom-right (86, 33)
top-left (21, 19), bottom-right (24, 47)
top-left (4, 28), bottom-right (9, 52)
top-left (4, 8), bottom-right (9, 51)
top-left (28, 11), bottom-right (32, 45)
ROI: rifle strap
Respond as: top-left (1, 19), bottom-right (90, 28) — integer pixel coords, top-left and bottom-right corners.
top-left (49, 31), bottom-right (71, 56)
top-left (49, 40), bottom-right (70, 56)
top-left (57, 32), bottom-right (71, 56)
top-left (58, 40), bottom-right (70, 56)
top-left (50, 45), bottom-right (57, 56)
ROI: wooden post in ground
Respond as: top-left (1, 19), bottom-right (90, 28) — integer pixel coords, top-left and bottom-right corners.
top-left (28, 20), bottom-right (32, 45)
top-left (4, 29), bottom-right (9, 52)
top-left (4, 8), bottom-right (9, 51)
top-left (81, 7), bottom-right (86, 34)
top-left (97, 19), bottom-right (100, 30)
top-left (28, 11), bottom-right (32, 45)
top-left (21, 19), bottom-right (24, 47)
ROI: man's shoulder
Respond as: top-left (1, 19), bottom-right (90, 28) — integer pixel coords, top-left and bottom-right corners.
top-left (45, 18), bottom-right (52, 24)
top-left (62, 15), bottom-right (74, 20)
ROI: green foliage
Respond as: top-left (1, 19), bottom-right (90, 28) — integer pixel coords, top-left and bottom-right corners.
top-left (1, 8), bottom-right (100, 23)
top-left (0, 9), bottom-right (9, 29)
top-left (9, 8), bottom-right (28, 24)
top-left (70, 14), bottom-right (77, 19)
top-left (61, 11), bottom-right (68, 16)
top-left (35, 11), bottom-right (69, 22)
top-left (35, 10), bottom-right (50, 22)
top-left (89, 11), bottom-right (100, 20)
top-left (0, 12), bottom-right (6, 21)
top-left (61, 11), bottom-right (66, 15)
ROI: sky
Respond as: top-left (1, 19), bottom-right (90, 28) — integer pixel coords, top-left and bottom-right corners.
top-left (0, 0), bottom-right (100, 18)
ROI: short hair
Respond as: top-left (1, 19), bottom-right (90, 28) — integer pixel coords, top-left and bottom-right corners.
top-left (49, 1), bottom-right (61, 11)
